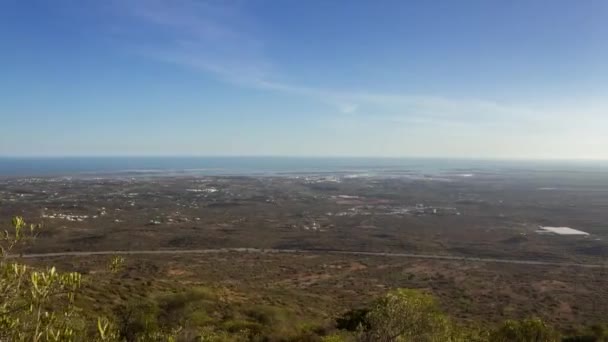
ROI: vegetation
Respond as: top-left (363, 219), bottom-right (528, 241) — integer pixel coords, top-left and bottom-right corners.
top-left (361, 288), bottom-right (452, 341)
top-left (0, 217), bottom-right (606, 341)
top-left (0, 216), bottom-right (87, 341)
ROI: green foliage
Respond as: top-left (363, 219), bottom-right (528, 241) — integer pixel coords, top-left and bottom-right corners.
top-left (357, 288), bottom-right (454, 342)
top-left (97, 316), bottom-right (119, 341)
top-left (221, 319), bottom-right (264, 337)
top-left (490, 318), bottom-right (560, 342)
top-left (320, 333), bottom-right (349, 342)
top-left (108, 256), bottom-right (125, 274)
top-left (243, 305), bottom-right (285, 326)
top-left (0, 216), bottom-right (175, 341)
top-left (1, 216), bottom-right (39, 257)
top-left (197, 326), bottom-right (248, 342)
top-left (335, 289), bottom-right (495, 342)
top-left (0, 217), bottom-right (85, 341)
top-left (449, 324), bottom-right (490, 342)
top-left (115, 300), bottom-right (161, 341)
top-left (157, 287), bottom-right (217, 328)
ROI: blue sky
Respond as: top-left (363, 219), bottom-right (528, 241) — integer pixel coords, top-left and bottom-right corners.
top-left (1, 0), bottom-right (607, 158)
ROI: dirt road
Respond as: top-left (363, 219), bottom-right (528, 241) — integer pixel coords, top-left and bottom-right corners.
top-left (10, 248), bottom-right (605, 268)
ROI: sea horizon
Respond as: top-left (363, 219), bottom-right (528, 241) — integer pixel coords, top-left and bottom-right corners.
top-left (1, 156), bottom-right (607, 177)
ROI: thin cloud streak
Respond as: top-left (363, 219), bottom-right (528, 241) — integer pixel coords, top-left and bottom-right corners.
top-left (109, 0), bottom-right (595, 128)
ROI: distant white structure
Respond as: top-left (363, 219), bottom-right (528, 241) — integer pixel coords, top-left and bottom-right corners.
top-left (539, 226), bottom-right (589, 236)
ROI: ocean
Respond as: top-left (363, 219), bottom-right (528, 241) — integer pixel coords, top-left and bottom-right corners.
top-left (0, 157), bottom-right (606, 177)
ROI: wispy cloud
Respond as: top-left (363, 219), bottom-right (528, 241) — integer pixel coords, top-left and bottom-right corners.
top-left (106, 0), bottom-right (582, 128)
top-left (112, 0), bottom-right (270, 83)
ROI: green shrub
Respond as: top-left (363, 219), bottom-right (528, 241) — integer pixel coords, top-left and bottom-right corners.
top-left (357, 288), bottom-right (453, 342)
top-left (115, 300), bottom-right (160, 341)
top-left (490, 318), bottom-right (560, 342)
top-left (221, 319), bottom-right (264, 337)
top-left (244, 305), bottom-right (285, 326)
top-left (0, 217), bottom-right (87, 341)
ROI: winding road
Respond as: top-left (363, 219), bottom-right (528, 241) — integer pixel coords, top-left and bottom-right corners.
top-left (9, 248), bottom-right (605, 269)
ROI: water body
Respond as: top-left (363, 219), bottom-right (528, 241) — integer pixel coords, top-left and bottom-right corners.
top-left (0, 157), bottom-right (606, 177)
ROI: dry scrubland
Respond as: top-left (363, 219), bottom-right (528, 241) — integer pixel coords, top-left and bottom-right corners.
top-left (35, 252), bottom-right (608, 331)
top-left (1, 169), bottom-right (608, 340)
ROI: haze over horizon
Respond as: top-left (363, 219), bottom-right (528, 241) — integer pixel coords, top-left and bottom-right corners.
top-left (1, 1), bottom-right (607, 159)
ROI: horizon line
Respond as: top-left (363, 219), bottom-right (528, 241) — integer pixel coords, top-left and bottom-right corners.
top-left (0, 155), bottom-right (607, 163)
